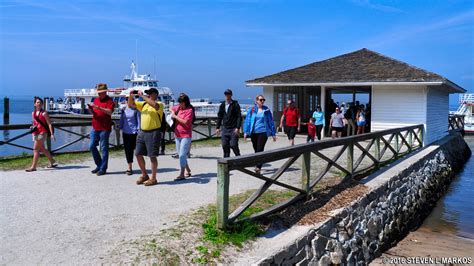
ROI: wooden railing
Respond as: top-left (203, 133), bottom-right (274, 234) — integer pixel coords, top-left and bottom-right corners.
top-left (1, 118), bottom-right (224, 156)
top-left (216, 124), bottom-right (424, 229)
top-left (0, 122), bottom-right (122, 154)
top-left (448, 114), bottom-right (465, 135)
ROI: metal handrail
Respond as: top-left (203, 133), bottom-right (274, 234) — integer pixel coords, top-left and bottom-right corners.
top-left (216, 124), bottom-right (424, 229)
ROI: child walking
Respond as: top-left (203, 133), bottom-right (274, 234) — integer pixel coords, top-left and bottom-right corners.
top-left (303, 118), bottom-right (317, 143)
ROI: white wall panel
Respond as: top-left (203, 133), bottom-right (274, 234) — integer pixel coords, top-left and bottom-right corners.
top-left (371, 85), bottom-right (427, 132)
top-left (426, 86), bottom-right (449, 144)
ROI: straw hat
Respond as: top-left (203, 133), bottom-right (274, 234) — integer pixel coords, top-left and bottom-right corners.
top-left (96, 83), bottom-right (108, 93)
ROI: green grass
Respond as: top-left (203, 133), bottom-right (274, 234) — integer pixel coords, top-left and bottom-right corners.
top-left (111, 189), bottom-right (298, 264)
top-left (190, 189), bottom-right (297, 263)
top-left (0, 148), bottom-right (123, 171)
top-left (200, 189), bottom-right (296, 247)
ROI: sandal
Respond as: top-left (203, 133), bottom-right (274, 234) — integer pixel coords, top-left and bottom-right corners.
top-left (25, 168), bottom-right (37, 172)
top-left (136, 175), bottom-right (149, 185)
top-left (144, 179), bottom-right (158, 186)
top-left (46, 162), bottom-right (58, 168)
top-left (174, 176), bottom-right (186, 181)
top-left (254, 168), bottom-right (261, 175)
top-left (185, 171), bottom-right (192, 177)
top-left (126, 169), bottom-right (132, 175)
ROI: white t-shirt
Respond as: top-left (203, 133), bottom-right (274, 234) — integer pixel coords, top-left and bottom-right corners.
top-left (331, 113), bottom-right (344, 127)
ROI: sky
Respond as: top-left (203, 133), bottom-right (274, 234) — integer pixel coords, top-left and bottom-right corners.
top-left (0, 0), bottom-right (473, 104)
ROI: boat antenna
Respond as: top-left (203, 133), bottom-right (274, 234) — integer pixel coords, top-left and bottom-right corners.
top-left (135, 39), bottom-right (138, 73)
top-left (154, 56), bottom-right (156, 80)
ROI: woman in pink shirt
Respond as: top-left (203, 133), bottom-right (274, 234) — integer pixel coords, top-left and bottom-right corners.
top-left (171, 93), bottom-right (194, 181)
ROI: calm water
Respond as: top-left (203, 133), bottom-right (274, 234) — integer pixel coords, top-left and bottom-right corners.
top-left (420, 135), bottom-right (474, 239)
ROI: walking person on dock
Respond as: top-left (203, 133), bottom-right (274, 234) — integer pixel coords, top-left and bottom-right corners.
top-left (330, 107), bottom-right (344, 139)
top-left (244, 94), bottom-right (277, 174)
top-left (312, 106), bottom-right (325, 140)
top-left (278, 99), bottom-right (301, 146)
top-left (216, 89), bottom-right (242, 158)
top-left (25, 97), bottom-right (57, 172)
top-left (170, 93), bottom-right (194, 181)
top-left (119, 97), bottom-right (140, 175)
top-left (356, 105), bottom-right (366, 135)
top-left (88, 83), bottom-right (114, 176)
top-left (128, 88), bottom-right (164, 186)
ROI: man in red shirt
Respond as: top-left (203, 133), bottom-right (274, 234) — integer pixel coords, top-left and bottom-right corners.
top-left (279, 99), bottom-right (301, 146)
top-left (88, 83), bottom-right (115, 176)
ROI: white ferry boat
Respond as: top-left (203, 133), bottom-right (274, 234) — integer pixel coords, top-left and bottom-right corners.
top-left (49, 61), bottom-right (251, 118)
top-left (51, 62), bottom-right (175, 117)
top-left (453, 93), bottom-right (474, 133)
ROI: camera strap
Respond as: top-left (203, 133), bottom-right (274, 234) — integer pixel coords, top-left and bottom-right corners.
top-left (33, 110), bottom-right (53, 136)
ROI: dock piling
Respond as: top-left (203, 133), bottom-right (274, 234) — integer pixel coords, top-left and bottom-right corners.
top-left (80, 99), bottom-right (85, 114)
top-left (3, 97), bottom-right (9, 124)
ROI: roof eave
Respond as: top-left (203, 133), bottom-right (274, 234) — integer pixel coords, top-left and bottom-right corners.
top-left (443, 80), bottom-right (466, 93)
top-left (246, 81), bottom-right (445, 87)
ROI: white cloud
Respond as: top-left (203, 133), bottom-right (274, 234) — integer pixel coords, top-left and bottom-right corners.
top-left (350, 0), bottom-right (404, 13)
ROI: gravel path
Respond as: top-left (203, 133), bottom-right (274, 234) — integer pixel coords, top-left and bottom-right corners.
top-left (1, 133), bottom-right (311, 264)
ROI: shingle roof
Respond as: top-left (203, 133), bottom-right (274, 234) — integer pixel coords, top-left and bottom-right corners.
top-left (246, 49), bottom-right (463, 91)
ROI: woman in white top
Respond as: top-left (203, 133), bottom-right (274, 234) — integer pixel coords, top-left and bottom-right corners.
top-left (329, 107), bottom-right (345, 139)
top-left (356, 105), bottom-right (366, 135)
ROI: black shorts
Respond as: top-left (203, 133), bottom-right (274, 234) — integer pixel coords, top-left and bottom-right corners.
top-left (285, 126), bottom-right (297, 140)
top-left (135, 129), bottom-right (161, 157)
top-left (332, 126), bottom-right (343, 133)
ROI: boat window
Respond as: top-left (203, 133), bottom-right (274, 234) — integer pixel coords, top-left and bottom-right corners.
top-left (133, 82), bottom-right (137, 86)
top-left (148, 82), bottom-right (153, 86)
top-left (153, 82), bottom-right (158, 87)
top-left (138, 82), bottom-right (143, 86)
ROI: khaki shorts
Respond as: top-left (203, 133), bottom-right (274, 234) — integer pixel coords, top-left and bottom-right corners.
top-left (32, 133), bottom-right (46, 141)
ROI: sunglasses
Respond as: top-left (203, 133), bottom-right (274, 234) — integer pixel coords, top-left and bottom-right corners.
top-left (258, 98), bottom-right (265, 102)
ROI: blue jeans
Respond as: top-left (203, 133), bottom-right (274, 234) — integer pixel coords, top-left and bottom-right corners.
top-left (175, 137), bottom-right (192, 168)
top-left (90, 129), bottom-right (111, 171)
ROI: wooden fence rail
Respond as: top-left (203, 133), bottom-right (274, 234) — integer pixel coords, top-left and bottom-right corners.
top-left (1, 118), bottom-right (222, 155)
top-left (216, 124), bottom-right (424, 229)
top-left (0, 122), bottom-right (121, 154)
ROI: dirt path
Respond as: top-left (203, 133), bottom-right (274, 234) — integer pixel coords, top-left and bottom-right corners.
top-left (1, 133), bottom-right (314, 264)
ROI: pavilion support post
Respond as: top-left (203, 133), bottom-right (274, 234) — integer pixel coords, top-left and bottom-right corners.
top-left (217, 163), bottom-right (230, 229)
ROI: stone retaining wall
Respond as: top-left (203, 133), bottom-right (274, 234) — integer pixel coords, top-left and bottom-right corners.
top-left (257, 134), bottom-right (471, 265)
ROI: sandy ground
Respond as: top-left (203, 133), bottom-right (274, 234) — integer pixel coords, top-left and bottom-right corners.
top-left (0, 133), bottom-right (314, 264)
top-left (371, 227), bottom-right (474, 265)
